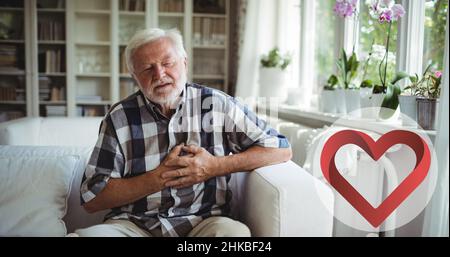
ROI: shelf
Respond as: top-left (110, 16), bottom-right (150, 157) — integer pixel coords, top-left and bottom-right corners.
top-left (259, 104), bottom-right (437, 138)
top-left (0, 101), bottom-right (26, 105)
top-left (120, 74), bottom-right (132, 78)
top-left (193, 74), bottom-right (225, 80)
top-left (39, 101), bottom-right (67, 105)
top-left (0, 70), bottom-right (26, 76)
top-left (159, 12), bottom-right (184, 17)
top-left (119, 11), bottom-right (145, 17)
top-left (76, 101), bottom-right (111, 106)
top-left (37, 8), bottom-right (65, 13)
top-left (38, 40), bottom-right (66, 45)
top-left (75, 41), bottom-right (110, 46)
top-left (193, 44), bottom-right (226, 49)
top-left (193, 13), bottom-right (226, 19)
top-left (39, 73), bottom-right (66, 77)
top-left (0, 39), bottom-right (25, 44)
top-left (75, 10), bottom-right (110, 15)
top-left (0, 7), bottom-right (24, 12)
top-left (76, 73), bottom-right (110, 78)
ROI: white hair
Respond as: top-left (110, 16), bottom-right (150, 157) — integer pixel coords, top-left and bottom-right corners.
top-left (125, 28), bottom-right (187, 73)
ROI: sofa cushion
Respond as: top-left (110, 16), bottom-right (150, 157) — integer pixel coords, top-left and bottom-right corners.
top-left (0, 146), bottom-right (107, 235)
top-left (0, 155), bottom-right (78, 236)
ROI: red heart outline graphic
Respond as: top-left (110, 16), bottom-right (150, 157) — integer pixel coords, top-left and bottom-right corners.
top-left (320, 130), bottom-right (431, 228)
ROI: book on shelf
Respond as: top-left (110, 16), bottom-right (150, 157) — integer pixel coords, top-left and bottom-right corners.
top-left (119, 0), bottom-right (145, 12)
top-left (120, 49), bottom-right (129, 74)
top-left (77, 105), bottom-right (109, 117)
top-left (159, 0), bottom-right (184, 12)
top-left (0, 87), bottom-right (16, 101)
top-left (194, 18), bottom-right (226, 46)
top-left (36, 0), bottom-right (65, 9)
top-left (38, 49), bottom-right (63, 73)
top-left (0, 44), bottom-right (18, 69)
top-left (76, 95), bottom-right (103, 102)
top-left (194, 0), bottom-right (226, 14)
top-left (38, 19), bottom-right (65, 41)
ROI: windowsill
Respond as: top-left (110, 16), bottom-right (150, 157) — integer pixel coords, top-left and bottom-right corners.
top-left (260, 104), bottom-right (437, 140)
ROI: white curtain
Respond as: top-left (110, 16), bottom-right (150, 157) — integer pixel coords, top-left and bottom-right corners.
top-left (235, 0), bottom-right (278, 98)
top-left (422, 12), bottom-right (450, 237)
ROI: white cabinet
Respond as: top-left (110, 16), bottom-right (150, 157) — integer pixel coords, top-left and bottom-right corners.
top-left (0, 0), bottom-right (230, 121)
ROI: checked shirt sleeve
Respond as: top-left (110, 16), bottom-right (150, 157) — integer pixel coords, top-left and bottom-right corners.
top-left (80, 116), bottom-right (125, 204)
top-left (223, 96), bottom-right (290, 154)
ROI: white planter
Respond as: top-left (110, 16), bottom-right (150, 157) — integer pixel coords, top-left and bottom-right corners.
top-left (398, 95), bottom-right (417, 126)
top-left (359, 88), bottom-right (373, 109)
top-left (320, 90), bottom-right (336, 113)
top-left (286, 87), bottom-right (302, 106)
top-left (258, 67), bottom-right (288, 103)
top-left (369, 93), bottom-right (385, 108)
top-left (334, 88), bottom-right (347, 114)
top-left (344, 89), bottom-right (361, 117)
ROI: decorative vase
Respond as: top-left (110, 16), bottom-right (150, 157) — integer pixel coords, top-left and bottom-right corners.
top-left (344, 89), bottom-right (361, 117)
top-left (320, 90), bottom-right (336, 113)
top-left (398, 95), bottom-right (417, 127)
top-left (334, 88), bottom-right (347, 114)
top-left (416, 97), bottom-right (439, 130)
top-left (258, 67), bottom-right (288, 103)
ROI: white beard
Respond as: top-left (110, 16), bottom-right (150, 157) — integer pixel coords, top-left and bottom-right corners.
top-left (142, 71), bottom-right (187, 108)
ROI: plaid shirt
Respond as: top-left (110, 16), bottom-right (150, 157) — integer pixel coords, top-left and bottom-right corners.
top-left (81, 83), bottom-right (290, 237)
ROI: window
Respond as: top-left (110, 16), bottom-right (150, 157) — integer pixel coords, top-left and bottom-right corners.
top-left (314, 0), bottom-right (337, 89)
top-left (280, 0), bottom-right (301, 89)
top-left (423, 0), bottom-right (448, 71)
top-left (359, 0), bottom-right (399, 86)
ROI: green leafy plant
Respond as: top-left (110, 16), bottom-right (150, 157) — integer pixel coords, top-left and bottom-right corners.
top-left (379, 71), bottom-right (410, 119)
top-left (404, 63), bottom-right (441, 99)
top-left (360, 79), bottom-right (373, 89)
top-left (260, 47), bottom-right (292, 70)
top-left (336, 48), bottom-right (360, 89)
top-left (324, 74), bottom-right (338, 90)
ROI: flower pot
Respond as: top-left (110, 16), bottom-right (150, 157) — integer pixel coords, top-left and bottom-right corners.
top-left (398, 95), bottom-right (417, 126)
top-left (359, 87), bottom-right (372, 106)
top-left (369, 93), bottom-right (385, 108)
top-left (334, 88), bottom-right (347, 114)
top-left (417, 97), bottom-right (439, 130)
top-left (320, 90), bottom-right (336, 113)
top-left (258, 67), bottom-right (288, 103)
top-left (344, 89), bottom-right (361, 117)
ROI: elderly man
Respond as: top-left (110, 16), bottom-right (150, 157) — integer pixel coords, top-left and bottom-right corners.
top-left (75, 28), bottom-right (292, 237)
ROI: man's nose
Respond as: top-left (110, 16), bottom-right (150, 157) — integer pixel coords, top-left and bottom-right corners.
top-left (153, 65), bottom-right (166, 80)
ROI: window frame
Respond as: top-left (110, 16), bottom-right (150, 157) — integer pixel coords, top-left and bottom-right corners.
top-left (297, 0), bottom-right (447, 92)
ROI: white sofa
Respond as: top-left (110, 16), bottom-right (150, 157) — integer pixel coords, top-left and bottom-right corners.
top-left (0, 117), bottom-right (334, 236)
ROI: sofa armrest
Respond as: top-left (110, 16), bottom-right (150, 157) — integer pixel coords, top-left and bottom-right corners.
top-left (241, 161), bottom-right (334, 237)
top-left (0, 118), bottom-right (41, 145)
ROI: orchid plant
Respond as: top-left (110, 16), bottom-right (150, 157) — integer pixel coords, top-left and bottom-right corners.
top-left (334, 0), bottom-right (410, 117)
top-left (367, 0), bottom-right (410, 117)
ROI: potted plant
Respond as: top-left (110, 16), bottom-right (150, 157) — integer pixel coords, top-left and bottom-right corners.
top-left (321, 74), bottom-right (338, 113)
top-left (398, 64), bottom-right (433, 125)
top-left (416, 70), bottom-right (442, 130)
top-left (259, 47), bottom-right (292, 103)
top-left (336, 48), bottom-right (361, 115)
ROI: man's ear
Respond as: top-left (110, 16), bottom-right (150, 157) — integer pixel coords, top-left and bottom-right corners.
top-left (183, 57), bottom-right (188, 73)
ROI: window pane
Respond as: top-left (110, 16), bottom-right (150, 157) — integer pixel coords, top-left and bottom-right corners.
top-left (358, 0), bottom-right (399, 86)
top-left (281, 0), bottom-right (300, 89)
top-left (314, 0), bottom-right (337, 90)
top-left (423, 0), bottom-right (448, 71)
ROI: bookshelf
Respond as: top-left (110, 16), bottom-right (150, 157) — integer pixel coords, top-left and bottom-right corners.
top-left (0, 0), bottom-right (230, 121)
top-left (36, 0), bottom-right (67, 117)
top-left (0, 0), bottom-right (29, 122)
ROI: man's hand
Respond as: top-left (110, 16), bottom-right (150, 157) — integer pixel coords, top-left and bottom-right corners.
top-left (162, 145), bottom-right (220, 189)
